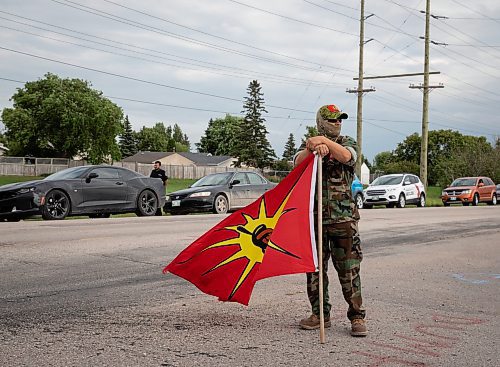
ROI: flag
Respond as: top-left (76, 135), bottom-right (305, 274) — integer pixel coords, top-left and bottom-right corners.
top-left (163, 153), bottom-right (318, 305)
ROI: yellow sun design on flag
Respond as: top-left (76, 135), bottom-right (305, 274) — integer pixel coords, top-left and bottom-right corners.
top-left (201, 193), bottom-right (300, 300)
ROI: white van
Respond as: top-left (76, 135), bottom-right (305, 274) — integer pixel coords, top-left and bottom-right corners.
top-left (363, 173), bottom-right (426, 209)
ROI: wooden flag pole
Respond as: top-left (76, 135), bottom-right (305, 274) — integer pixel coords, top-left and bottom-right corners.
top-left (317, 155), bottom-right (325, 343)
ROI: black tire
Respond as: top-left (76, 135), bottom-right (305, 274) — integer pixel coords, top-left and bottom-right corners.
top-left (487, 195), bottom-right (497, 206)
top-left (386, 203), bottom-right (395, 208)
top-left (443, 202), bottom-right (450, 207)
top-left (364, 204), bottom-right (373, 209)
top-left (417, 194), bottom-right (426, 207)
top-left (42, 189), bottom-right (71, 220)
top-left (463, 202), bottom-right (470, 206)
top-left (213, 195), bottom-right (228, 214)
top-left (7, 217), bottom-right (21, 222)
top-left (471, 193), bottom-right (479, 206)
top-left (355, 193), bottom-right (364, 209)
top-left (396, 193), bottom-right (406, 208)
top-left (136, 190), bottom-right (158, 216)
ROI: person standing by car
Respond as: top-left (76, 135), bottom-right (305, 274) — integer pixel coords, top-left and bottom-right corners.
top-left (150, 161), bottom-right (168, 216)
top-left (294, 104), bottom-right (367, 336)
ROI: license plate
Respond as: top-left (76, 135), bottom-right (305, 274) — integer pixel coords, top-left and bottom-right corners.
top-left (172, 200), bottom-right (181, 207)
top-left (449, 197), bottom-right (456, 201)
top-left (372, 196), bottom-right (379, 200)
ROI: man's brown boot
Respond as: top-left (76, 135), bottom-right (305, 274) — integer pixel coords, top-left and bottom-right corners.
top-left (351, 318), bottom-right (368, 337)
top-left (299, 314), bottom-right (331, 330)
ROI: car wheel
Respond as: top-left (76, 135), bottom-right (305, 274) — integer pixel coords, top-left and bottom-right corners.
top-left (443, 202), bottom-right (450, 207)
top-left (213, 195), bottom-right (228, 214)
top-left (136, 190), bottom-right (158, 216)
top-left (396, 193), bottom-right (406, 208)
top-left (7, 217), bottom-right (21, 222)
top-left (471, 193), bottom-right (479, 206)
top-left (487, 195), bottom-right (497, 205)
top-left (355, 193), bottom-right (364, 209)
top-left (364, 204), bottom-right (373, 209)
top-left (386, 203), bottom-right (395, 208)
top-left (42, 189), bottom-right (71, 220)
top-left (417, 194), bottom-right (426, 207)
top-left (463, 202), bottom-right (470, 206)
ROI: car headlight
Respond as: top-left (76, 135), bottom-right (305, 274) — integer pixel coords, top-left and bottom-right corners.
top-left (17, 187), bottom-right (35, 194)
top-left (462, 189), bottom-right (471, 194)
top-left (386, 187), bottom-right (397, 192)
top-left (165, 195), bottom-right (171, 202)
top-left (189, 191), bottom-right (211, 198)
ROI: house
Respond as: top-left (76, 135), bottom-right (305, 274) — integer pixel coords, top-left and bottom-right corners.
top-left (121, 151), bottom-right (237, 168)
top-left (0, 143), bottom-right (8, 156)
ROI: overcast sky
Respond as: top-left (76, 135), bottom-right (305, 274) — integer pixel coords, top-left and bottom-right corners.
top-left (1, 0), bottom-right (499, 161)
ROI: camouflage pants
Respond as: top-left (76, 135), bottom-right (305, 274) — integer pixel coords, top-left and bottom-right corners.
top-left (306, 221), bottom-right (365, 320)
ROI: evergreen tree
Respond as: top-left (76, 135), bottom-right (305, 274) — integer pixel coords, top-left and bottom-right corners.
top-left (233, 80), bottom-right (276, 169)
top-left (282, 133), bottom-right (296, 161)
top-left (119, 115), bottom-right (137, 158)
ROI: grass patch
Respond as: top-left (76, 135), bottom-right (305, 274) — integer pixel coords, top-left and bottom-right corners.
top-left (0, 175), bottom-right (43, 186)
top-left (167, 178), bottom-right (197, 193)
top-left (426, 186), bottom-right (443, 207)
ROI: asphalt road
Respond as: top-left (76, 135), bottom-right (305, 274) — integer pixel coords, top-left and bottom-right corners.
top-left (1, 206), bottom-right (499, 366)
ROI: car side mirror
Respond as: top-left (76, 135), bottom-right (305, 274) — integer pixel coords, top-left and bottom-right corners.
top-left (230, 179), bottom-right (240, 187)
top-left (86, 172), bottom-right (99, 183)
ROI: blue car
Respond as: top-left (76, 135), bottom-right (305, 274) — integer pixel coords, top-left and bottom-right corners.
top-left (352, 175), bottom-right (364, 209)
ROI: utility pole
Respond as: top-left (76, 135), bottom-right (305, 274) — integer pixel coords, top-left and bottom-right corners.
top-left (409, 0), bottom-right (445, 189)
top-left (347, 0), bottom-right (375, 178)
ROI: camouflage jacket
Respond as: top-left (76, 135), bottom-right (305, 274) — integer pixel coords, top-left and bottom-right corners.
top-left (299, 135), bottom-right (360, 224)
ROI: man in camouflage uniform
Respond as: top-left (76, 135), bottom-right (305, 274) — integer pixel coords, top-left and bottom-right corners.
top-left (294, 104), bottom-right (367, 337)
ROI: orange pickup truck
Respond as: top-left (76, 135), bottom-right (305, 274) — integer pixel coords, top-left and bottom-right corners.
top-left (441, 176), bottom-right (497, 206)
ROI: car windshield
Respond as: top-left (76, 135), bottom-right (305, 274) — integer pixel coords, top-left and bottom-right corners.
top-left (44, 166), bottom-right (89, 180)
top-left (371, 176), bottom-right (403, 185)
top-left (450, 178), bottom-right (477, 186)
top-left (191, 172), bottom-right (233, 187)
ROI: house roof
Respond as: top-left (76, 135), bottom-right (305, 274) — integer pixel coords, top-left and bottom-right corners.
top-left (121, 151), bottom-right (234, 166)
top-left (178, 152), bottom-right (234, 166)
top-left (121, 151), bottom-right (174, 163)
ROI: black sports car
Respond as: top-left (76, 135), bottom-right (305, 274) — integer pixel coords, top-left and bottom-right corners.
top-left (164, 171), bottom-right (276, 215)
top-left (0, 165), bottom-right (166, 221)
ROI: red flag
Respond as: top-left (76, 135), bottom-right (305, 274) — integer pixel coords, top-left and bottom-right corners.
top-left (163, 153), bottom-right (318, 305)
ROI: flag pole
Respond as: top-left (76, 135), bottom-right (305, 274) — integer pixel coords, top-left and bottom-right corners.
top-left (317, 154), bottom-right (325, 343)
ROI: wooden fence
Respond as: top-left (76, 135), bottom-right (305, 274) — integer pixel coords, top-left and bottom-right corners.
top-left (0, 157), bottom-right (257, 179)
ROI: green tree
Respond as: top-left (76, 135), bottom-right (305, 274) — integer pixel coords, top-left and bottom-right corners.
top-left (136, 122), bottom-right (190, 152)
top-left (136, 122), bottom-right (171, 152)
top-left (282, 133), bottom-right (296, 161)
top-left (1, 73), bottom-right (123, 163)
top-left (197, 115), bottom-right (241, 155)
top-left (172, 123), bottom-right (190, 151)
top-left (119, 115), bottom-right (137, 158)
top-left (372, 151), bottom-right (395, 173)
top-left (233, 80), bottom-right (276, 169)
top-left (302, 125), bottom-right (319, 144)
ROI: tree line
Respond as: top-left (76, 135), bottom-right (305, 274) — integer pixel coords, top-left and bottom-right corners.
top-left (1, 73), bottom-right (498, 185)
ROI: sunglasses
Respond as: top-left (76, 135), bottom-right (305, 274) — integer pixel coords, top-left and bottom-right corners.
top-left (327, 119), bottom-right (342, 123)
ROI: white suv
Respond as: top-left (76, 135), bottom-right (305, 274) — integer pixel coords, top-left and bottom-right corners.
top-left (363, 173), bottom-right (426, 209)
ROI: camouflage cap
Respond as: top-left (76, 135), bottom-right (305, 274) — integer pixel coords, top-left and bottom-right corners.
top-left (318, 104), bottom-right (348, 120)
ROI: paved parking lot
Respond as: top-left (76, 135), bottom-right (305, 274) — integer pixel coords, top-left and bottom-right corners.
top-left (1, 206), bottom-right (499, 366)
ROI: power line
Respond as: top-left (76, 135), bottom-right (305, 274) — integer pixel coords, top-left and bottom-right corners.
top-left (100, 0), bottom-right (354, 74)
top-left (0, 24), bottom-right (345, 88)
top-left (0, 47), bottom-right (319, 114)
top-left (49, 0), bottom-right (354, 74)
top-left (225, 0), bottom-right (358, 37)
